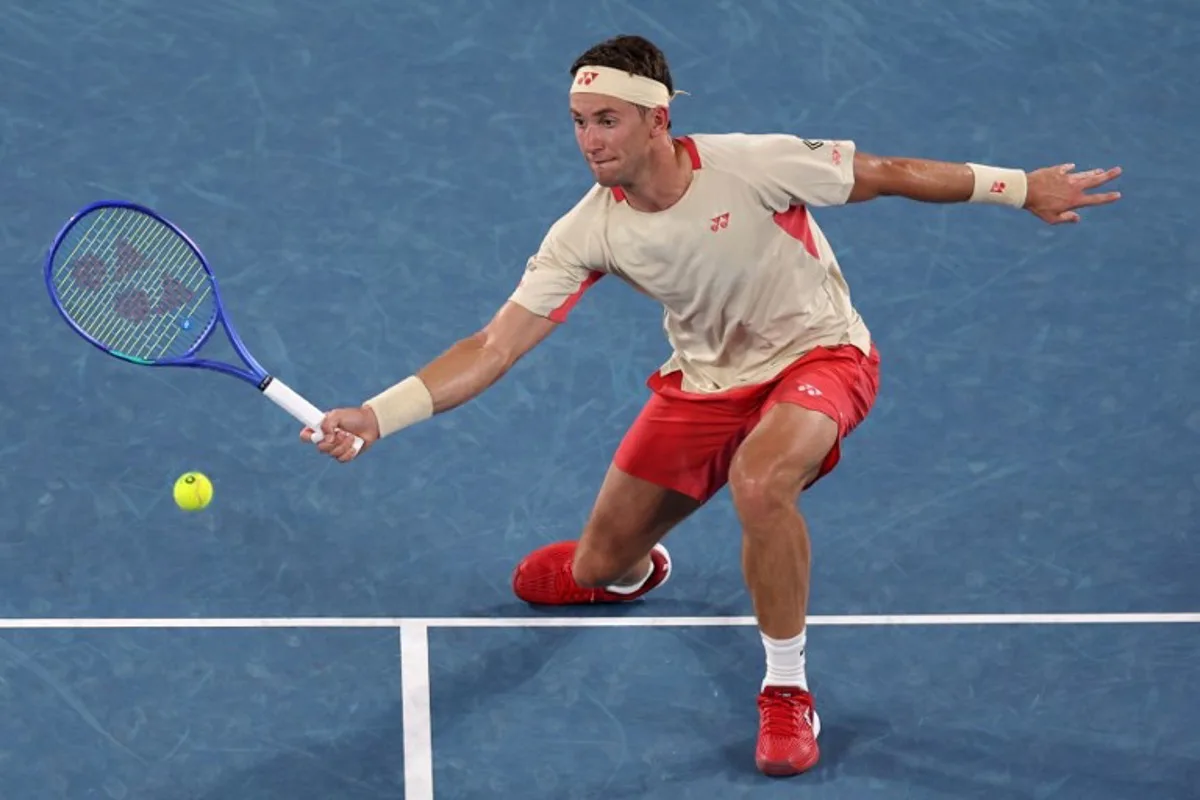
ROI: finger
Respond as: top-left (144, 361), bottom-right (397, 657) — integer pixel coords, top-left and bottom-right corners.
top-left (331, 432), bottom-right (358, 462)
top-left (1092, 167), bottom-right (1122, 187)
top-left (320, 413), bottom-right (340, 436)
top-left (1058, 163), bottom-right (1076, 174)
top-left (304, 427), bottom-right (329, 445)
top-left (1078, 190), bottom-right (1122, 206)
top-left (1076, 166), bottom-right (1122, 187)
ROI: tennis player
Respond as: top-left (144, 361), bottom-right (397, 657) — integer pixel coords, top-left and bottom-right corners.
top-left (302, 34), bottom-right (1121, 777)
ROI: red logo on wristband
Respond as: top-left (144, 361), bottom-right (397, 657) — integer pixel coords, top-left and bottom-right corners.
top-left (990, 180), bottom-right (1007, 193)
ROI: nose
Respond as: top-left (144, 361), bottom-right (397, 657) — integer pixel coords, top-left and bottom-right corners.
top-left (579, 125), bottom-right (604, 155)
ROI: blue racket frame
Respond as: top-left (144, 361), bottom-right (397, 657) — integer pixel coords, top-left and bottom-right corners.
top-left (44, 199), bottom-right (274, 390)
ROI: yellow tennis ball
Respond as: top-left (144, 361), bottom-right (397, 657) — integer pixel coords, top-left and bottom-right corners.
top-left (173, 471), bottom-right (213, 511)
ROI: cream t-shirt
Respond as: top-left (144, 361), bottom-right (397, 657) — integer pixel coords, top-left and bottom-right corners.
top-left (509, 133), bottom-right (872, 394)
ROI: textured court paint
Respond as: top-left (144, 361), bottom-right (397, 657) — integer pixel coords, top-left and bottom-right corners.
top-left (428, 625), bottom-right (1200, 799)
top-left (1, 1), bottom-right (1195, 623)
top-left (0, 629), bottom-right (405, 797)
top-left (0, 0), bottom-right (1196, 797)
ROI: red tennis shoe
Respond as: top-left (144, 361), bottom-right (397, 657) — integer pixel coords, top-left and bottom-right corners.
top-left (755, 685), bottom-right (821, 776)
top-left (512, 541), bottom-right (671, 605)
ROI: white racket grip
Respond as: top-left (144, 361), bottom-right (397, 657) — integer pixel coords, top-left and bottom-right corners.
top-left (261, 377), bottom-right (364, 454)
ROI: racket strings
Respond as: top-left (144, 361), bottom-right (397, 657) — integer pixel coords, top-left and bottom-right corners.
top-left (50, 207), bottom-right (216, 361)
top-left (62, 213), bottom-right (180, 344)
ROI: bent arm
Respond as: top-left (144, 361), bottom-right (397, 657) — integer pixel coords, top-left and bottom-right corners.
top-left (847, 152), bottom-right (1027, 208)
top-left (364, 301), bottom-right (558, 438)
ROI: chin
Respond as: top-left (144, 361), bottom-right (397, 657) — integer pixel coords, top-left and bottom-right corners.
top-left (588, 162), bottom-right (623, 187)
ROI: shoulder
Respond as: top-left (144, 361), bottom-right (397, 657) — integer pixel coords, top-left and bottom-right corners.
top-left (543, 183), bottom-right (613, 242)
top-left (685, 132), bottom-right (857, 208)
top-left (533, 183), bottom-right (614, 270)
top-left (687, 132), bottom-right (854, 172)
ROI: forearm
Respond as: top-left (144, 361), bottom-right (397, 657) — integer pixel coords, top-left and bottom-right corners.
top-left (849, 153), bottom-right (1027, 208)
top-left (417, 333), bottom-right (510, 413)
top-left (361, 301), bottom-right (557, 439)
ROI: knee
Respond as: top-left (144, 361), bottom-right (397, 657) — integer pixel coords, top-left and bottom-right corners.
top-left (729, 462), bottom-right (788, 523)
top-left (728, 455), bottom-right (816, 524)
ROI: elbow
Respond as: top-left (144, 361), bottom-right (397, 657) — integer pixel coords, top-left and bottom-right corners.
top-left (470, 329), bottom-right (520, 376)
top-left (848, 153), bottom-right (892, 202)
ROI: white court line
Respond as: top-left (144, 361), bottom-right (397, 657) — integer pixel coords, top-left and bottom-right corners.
top-left (400, 624), bottom-right (433, 800)
top-left (0, 612), bottom-right (1195, 629)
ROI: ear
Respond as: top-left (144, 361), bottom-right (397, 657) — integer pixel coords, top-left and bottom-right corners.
top-left (648, 104), bottom-right (671, 135)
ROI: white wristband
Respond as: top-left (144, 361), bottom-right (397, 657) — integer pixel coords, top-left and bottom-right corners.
top-left (363, 375), bottom-right (434, 438)
top-left (966, 163), bottom-right (1028, 208)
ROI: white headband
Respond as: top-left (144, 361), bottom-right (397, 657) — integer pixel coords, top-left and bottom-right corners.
top-left (570, 64), bottom-right (683, 107)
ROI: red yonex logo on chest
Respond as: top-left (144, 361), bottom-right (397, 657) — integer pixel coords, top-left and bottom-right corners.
top-left (711, 212), bottom-right (730, 231)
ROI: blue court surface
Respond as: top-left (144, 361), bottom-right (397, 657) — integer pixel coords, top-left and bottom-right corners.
top-left (2, 1), bottom-right (1197, 797)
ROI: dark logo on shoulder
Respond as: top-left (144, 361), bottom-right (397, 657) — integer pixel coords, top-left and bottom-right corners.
top-left (802, 139), bottom-right (824, 150)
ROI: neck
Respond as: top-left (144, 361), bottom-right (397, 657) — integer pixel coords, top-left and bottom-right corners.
top-left (620, 138), bottom-right (692, 212)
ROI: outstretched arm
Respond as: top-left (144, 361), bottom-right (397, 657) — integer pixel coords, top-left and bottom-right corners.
top-left (847, 153), bottom-right (1122, 224)
top-left (302, 301), bottom-right (558, 460)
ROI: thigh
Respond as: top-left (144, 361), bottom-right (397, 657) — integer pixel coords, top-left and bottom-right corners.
top-left (612, 387), bottom-right (752, 504)
top-left (730, 403), bottom-right (839, 504)
top-left (575, 387), bottom-right (753, 567)
top-left (756, 344), bottom-right (881, 484)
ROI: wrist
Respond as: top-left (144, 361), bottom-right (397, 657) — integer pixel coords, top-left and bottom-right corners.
top-left (359, 404), bottom-right (382, 439)
top-left (966, 163), bottom-right (1028, 208)
top-left (363, 375), bottom-right (434, 438)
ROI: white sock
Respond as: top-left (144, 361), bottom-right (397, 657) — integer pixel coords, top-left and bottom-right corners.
top-left (605, 560), bottom-right (654, 595)
top-left (761, 629), bottom-right (808, 691)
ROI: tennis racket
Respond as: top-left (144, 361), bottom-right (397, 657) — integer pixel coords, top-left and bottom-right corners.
top-left (44, 200), bottom-right (363, 454)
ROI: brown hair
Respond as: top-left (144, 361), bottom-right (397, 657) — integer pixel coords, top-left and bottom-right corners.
top-left (569, 35), bottom-right (674, 96)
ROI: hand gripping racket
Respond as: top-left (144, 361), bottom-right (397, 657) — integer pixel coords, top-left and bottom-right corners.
top-left (44, 200), bottom-right (363, 454)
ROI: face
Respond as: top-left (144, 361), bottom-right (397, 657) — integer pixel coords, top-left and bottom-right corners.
top-left (570, 93), bottom-right (662, 186)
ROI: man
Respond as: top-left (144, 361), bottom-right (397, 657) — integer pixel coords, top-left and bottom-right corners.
top-left (302, 35), bottom-right (1121, 777)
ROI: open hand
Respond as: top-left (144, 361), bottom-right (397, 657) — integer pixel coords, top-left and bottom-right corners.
top-left (1025, 163), bottom-right (1122, 225)
top-left (300, 406), bottom-right (381, 462)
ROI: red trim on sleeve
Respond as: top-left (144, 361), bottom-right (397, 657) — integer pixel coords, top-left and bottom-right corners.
top-left (548, 270), bottom-right (604, 322)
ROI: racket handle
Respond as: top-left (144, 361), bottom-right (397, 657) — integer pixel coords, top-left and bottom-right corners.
top-left (261, 376), bottom-right (365, 455)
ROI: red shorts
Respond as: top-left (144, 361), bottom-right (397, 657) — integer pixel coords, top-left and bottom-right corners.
top-left (613, 343), bottom-right (881, 503)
